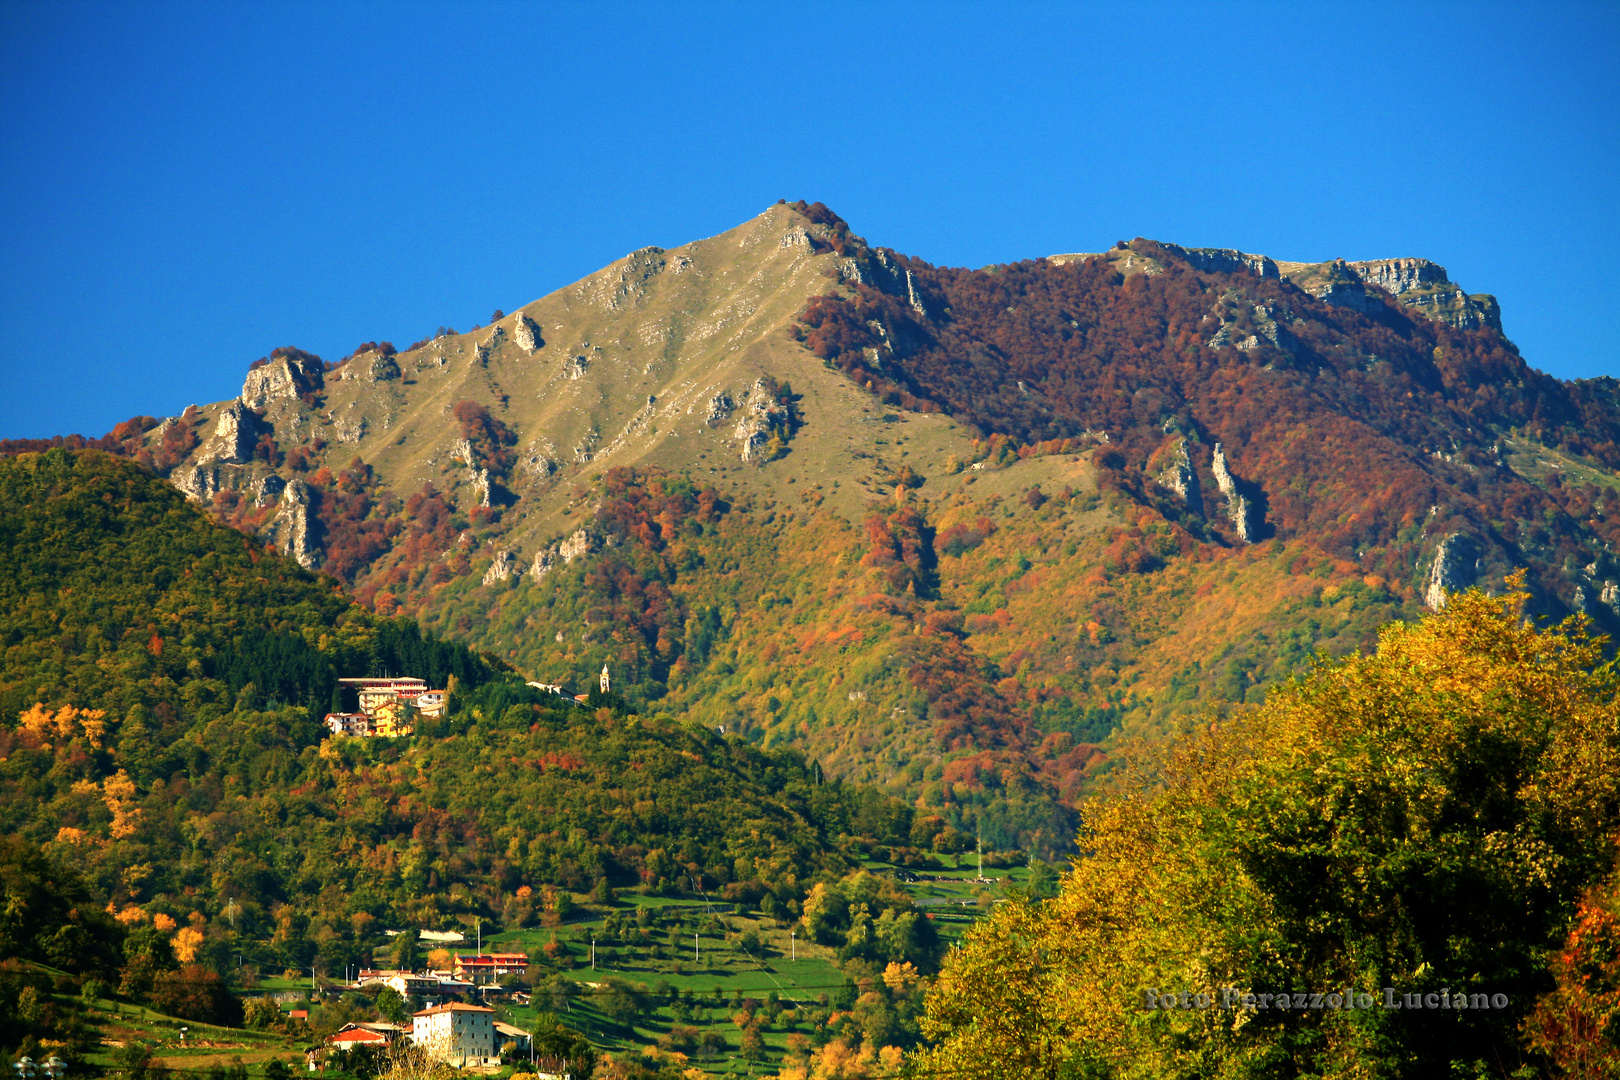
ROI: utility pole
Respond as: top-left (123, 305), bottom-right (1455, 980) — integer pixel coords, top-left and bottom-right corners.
top-left (694, 932), bottom-right (699, 963)
top-left (591, 938), bottom-right (596, 970)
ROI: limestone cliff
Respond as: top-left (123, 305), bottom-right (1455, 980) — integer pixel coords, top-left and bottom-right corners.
top-left (268, 479), bottom-right (319, 569)
top-left (513, 311), bottom-right (542, 354)
top-left (1277, 256), bottom-right (1502, 332)
top-left (241, 349), bottom-right (323, 409)
top-left (1424, 533), bottom-right (1479, 610)
top-left (1211, 444), bottom-right (1259, 543)
top-left (482, 549), bottom-right (517, 585)
top-left (1156, 438), bottom-right (1202, 514)
top-left (197, 401), bottom-right (258, 465)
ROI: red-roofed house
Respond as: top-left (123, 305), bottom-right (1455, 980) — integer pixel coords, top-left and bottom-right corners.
top-left (451, 952), bottom-right (530, 985)
top-left (327, 1022), bottom-right (402, 1050)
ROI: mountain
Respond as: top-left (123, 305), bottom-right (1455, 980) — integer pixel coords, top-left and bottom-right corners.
top-left (16, 201), bottom-right (1620, 852)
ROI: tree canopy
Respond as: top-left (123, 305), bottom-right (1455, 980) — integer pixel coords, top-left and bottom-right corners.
top-left (918, 579), bottom-right (1620, 1077)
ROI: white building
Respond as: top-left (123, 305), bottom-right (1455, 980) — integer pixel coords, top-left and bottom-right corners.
top-left (412, 1001), bottom-right (497, 1064)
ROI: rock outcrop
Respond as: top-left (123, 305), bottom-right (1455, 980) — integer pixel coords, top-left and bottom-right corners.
top-left (705, 392), bottom-right (734, 427)
top-left (529, 547), bottom-right (556, 580)
top-left (559, 529), bottom-right (594, 564)
top-left (566, 355), bottom-right (589, 380)
top-left (241, 350), bottom-right (323, 409)
top-left (474, 326), bottom-right (506, 366)
top-left (470, 467), bottom-right (492, 508)
top-left (732, 380), bottom-right (788, 464)
top-left (1206, 295), bottom-right (1294, 354)
top-left (1423, 533), bottom-right (1478, 610)
top-left (1211, 444), bottom-right (1259, 542)
top-left (482, 549), bottom-right (517, 586)
top-left (1157, 439), bottom-right (1202, 513)
top-left (1280, 258), bottom-right (1502, 333)
top-left (175, 464), bottom-right (220, 502)
top-left (198, 401), bottom-right (258, 465)
top-left (254, 473), bottom-right (285, 507)
top-left (269, 479), bottom-right (319, 569)
top-left (1346, 258), bottom-right (1502, 332)
top-left (1160, 243), bottom-right (1280, 279)
top-left (513, 312), bottom-right (541, 354)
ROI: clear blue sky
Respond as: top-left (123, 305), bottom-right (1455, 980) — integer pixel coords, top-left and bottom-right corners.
top-left (2, 1), bottom-right (1616, 439)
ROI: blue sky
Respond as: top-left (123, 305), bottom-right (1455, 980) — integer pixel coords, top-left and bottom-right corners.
top-left (2, 1), bottom-right (1616, 439)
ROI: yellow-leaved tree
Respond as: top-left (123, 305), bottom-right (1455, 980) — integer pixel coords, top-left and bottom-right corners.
top-left (917, 578), bottom-right (1620, 1078)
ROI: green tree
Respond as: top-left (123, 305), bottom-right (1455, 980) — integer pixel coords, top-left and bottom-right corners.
top-left (389, 931), bottom-right (420, 972)
top-left (376, 985), bottom-right (409, 1024)
top-left (919, 581), bottom-right (1620, 1078)
top-left (598, 977), bottom-right (644, 1029)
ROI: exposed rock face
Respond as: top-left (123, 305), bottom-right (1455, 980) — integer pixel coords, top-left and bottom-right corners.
top-left (705, 392), bottom-right (734, 426)
top-left (577, 246), bottom-right (666, 312)
top-left (254, 473), bottom-right (285, 507)
top-left (1160, 243), bottom-right (1280, 279)
top-left (199, 401), bottom-right (258, 465)
top-left (452, 438), bottom-right (476, 467)
top-left (175, 464), bottom-right (220, 502)
top-left (1346, 258), bottom-right (1502, 332)
top-left (1424, 533), bottom-right (1478, 610)
top-left (731, 379), bottom-right (788, 464)
top-left (559, 528), bottom-right (594, 564)
top-left (241, 351), bottom-right (323, 409)
top-left (734, 418), bottom-right (770, 462)
top-left (567, 355), bottom-right (589, 380)
top-left (1206, 295), bottom-right (1293, 354)
top-left (482, 549), bottom-right (517, 586)
top-left (470, 467), bottom-right (492, 508)
top-left (270, 479), bottom-right (319, 569)
top-left (1211, 443), bottom-right (1259, 542)
top-left (1157, 439), bottom-right (1202, 513)
top-left (1602, 580), bottom-right (1620, 613)
top-left (1280, 257), bottom-right (1502, 333)
top-left (474, 326), bottom-right (506, 366)
top-left (780, 226), bottom-right (812, 249)
top-left (1311, 277), bottom-right (1385, 316)
top-left (332, 414), bottom-right (368, 444)
top-left (529, 547), bottom-right (556, 580)
top-left (512, 312), bottom-right (541, 354)
top-left (905, 270), bottom-right (929, 318)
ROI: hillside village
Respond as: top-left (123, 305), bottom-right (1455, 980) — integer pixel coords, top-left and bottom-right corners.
top-left (322, 946), bottom-right (535, 1065)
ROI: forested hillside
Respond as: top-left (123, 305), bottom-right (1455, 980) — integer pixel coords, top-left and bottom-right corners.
top-left (798, 214), bottom-right (1620, 609)
top-left (0, 450), bottom-right (925, 1018)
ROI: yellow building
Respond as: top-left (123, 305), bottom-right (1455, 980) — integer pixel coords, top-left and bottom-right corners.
top-left (369, 696), bottom-right (413, 737)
